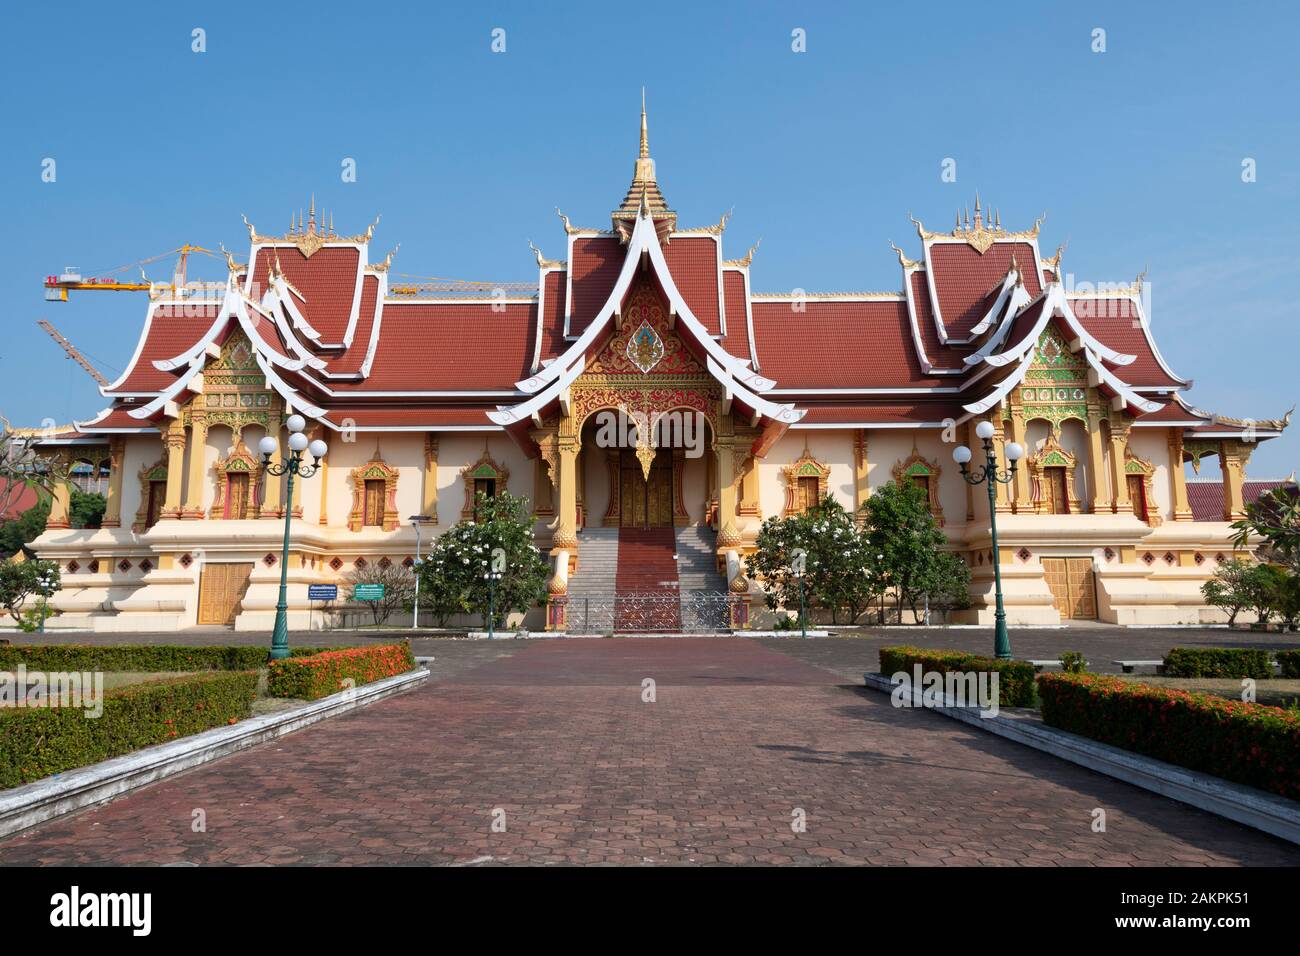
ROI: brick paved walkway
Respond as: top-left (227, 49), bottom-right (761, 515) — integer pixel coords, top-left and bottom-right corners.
top-left (2, 638), bottom-right (1297, 866)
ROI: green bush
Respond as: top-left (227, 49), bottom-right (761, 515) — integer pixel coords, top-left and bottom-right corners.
top-left (879, 645), bottom-right (1037, 707)
top-left (1277, 650), bottom-right (1300, 679)
top-left (1162, 647), bottom-right (1274, 679)
top-left (0, 670), bottom-right (258, 789)
top-left (267, 642), bottom-right (415, 701)
top-left (1059, 651), bottom-right (1088, 674)
top-left (1038, 672), bottom-right (1300, 800)
top-left (0, 643), bottom-right (337, 673)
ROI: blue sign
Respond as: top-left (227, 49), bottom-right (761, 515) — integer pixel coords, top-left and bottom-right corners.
top-left (307, 584), bottom-right (339, 601)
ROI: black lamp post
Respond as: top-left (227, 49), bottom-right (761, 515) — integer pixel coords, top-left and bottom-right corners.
top-left (259, 415), bottom-right (327, 660)
top-left (37, 568), bottom-right (56, 634)
top-left (953, 421), bottom-right (1024, 660)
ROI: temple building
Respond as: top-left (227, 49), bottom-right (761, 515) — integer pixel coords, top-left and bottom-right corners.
top-left (29, 105), bottom-right (1292, 631)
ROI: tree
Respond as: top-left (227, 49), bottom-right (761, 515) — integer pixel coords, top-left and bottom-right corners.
top-left (0, 424), bottom-right (70, 518)
top-left (70, 490), bottom-right (106, 529)
top-left (1277, 571), bottom-right (1300, 631)
top-left (1242, 563), bottom-right (1290, 626)
top-left (0, 496), bottom-right (50, 558)
top-left (343, 560), bottom-right (416, 626)
top-left (863, 480), bottom-right (950, 622)
top-left (747, 495), bottom-right (878, 625)
top-left (0, 559), bottom-right (61, 624)
top-left (1232, 486), bottom-right (1300, 571)
top-left (417, 491), bottom-right (549, 628)
top-left (1201, 558), bottom-right (1255, 626)
top-left (916, 551), bottom-right (971, 624)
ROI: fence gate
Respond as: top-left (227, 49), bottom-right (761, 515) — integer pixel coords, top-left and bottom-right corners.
top-left (568, 591), bottom-right (734, 634)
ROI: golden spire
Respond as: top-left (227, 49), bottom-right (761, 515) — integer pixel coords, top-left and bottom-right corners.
top-left (640, 86), bottom-right (649, 160)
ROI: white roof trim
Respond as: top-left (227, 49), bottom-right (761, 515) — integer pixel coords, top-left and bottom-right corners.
top-left (489, 357), bottom-right (587, 426)
top-left (515, 211), bottom-right (775, 395)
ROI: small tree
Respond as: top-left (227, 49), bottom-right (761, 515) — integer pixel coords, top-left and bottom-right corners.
top-left (0, 497), bottom-right (50, 558)
top-left (70, 490), bottom-right (106, 529)
top-left (916, 551), bottom-right (971, 624)
top-left (864, 480), bottom-right (950, 622)
top-left (419, 491), bottom-right (548, 628)
top-left (1201, 558), bottom-right (1254, 626)
top-left (747, 496), bottom-right (878, 625)
top-left (1242, 563), bottom-right (1290, 627)
top-left (343, 560), bottom-right (415, 626)
top-left (0, 425), bottom-right (70, 518)
top-left (0, 558), bottom-right (61, 624)
top-left (1232, 486), bottom-right (1300, 570)
top-left (1277, 571), bottom-right (1300, 631)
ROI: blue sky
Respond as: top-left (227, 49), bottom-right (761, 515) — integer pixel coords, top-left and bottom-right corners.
top-left (2, 1), bottom-right (1296, 477)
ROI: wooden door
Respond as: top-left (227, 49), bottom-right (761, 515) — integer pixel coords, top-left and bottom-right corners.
top-left (1042, 467), bottom-right (1069, 514)
top-left (1042, 557), bottom-right (1097, 620)
top-left (226, 473), bottom-right (250, 519)
top-left (620, 450), bottom-right (672, 528)
top-left (1127, 474), bottom-right (1147, 521)
top-left (364, 479), bottom-right (385, 526)
top-left (197, 563), bottom-right (254, 626)
top-left (145, 480), bottom-right (165, 529)
top-left (798, 476), bottom-right (820, 513)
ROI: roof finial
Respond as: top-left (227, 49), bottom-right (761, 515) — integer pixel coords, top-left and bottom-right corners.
top-left (974, 192), bottom-right (982, 228)
top-left (308, 194), bottom-right (316, 233)
top-left (640, 87), bottom-right (649, 160)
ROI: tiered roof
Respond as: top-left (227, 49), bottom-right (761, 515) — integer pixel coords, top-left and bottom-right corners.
top-left (72, 108), bottom-right (1289, 456)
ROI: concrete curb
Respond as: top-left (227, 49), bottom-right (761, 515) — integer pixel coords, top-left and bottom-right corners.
top-left (0, 667), bottom-right (429, 840)
top-left (862, 671), bottom-right (1300, 846)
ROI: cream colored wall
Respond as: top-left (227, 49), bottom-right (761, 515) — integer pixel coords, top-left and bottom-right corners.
top-left (119, 435), bottom-right (164, 523)
top-left (759, 430), bottom-right (856, 517)
top-left (1130, 427), bottom-right (1174, 519)
top-left (428, 433), bottom-right (531, 532)
top-left (1058, 419), bottom-right (1091, 504)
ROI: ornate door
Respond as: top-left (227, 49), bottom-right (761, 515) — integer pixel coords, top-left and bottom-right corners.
top-left (620, 450), bottom-right (673, 528)
top-left (1042, 557), bottom-right (1097, 620)
top-left (197, 563), bottom-right (254, 626)
top-left (1127, 474), bottom-right (1147, 521)
top-left (1041, 467), bottom-right (1069, 514)
top-left (226, 473), bottom-right (249, 519)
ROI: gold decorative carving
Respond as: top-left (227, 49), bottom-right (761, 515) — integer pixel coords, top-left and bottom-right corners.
top-left (348, 447), bottom-right (400, 532)
top-left (1122, 444), bottom-right (1162, 527)
top-left (723, 238), bottom-right (761, 269)
top-left (209, 440), bottom-right (262, 519)
top-left (132, 454), bottom-right (169, 532)
top-left (910, 197), bottom-right (1043, 254)
top-left (1026, 433), bottom-right (1082, 514)
top-left (781, 448), bottom-right (831, 517)
top-left (891, 449), bottom-right (945, 526)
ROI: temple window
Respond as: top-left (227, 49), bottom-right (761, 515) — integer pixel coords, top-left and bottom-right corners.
top-left (781, 448), bottom-right (831, 517)
top-left (460, 447), bottom-right (509, 521)
top-left (210, 441), bottom-right (261, 520)
top-left (1043, 467), bottom-right (1070, 515)
top-left (1027, 433), bottom-right (1081, 516)
top-left (133, 456), bottom-right (170, 532)
top-left (891, 449), bottom-right (945, 525)
top-left (144, 479), bottom-right (166, 529)
top-left (348, 447), bottom-right (400, 532)
top-left (1122, 446), bottom-right (1162, 526)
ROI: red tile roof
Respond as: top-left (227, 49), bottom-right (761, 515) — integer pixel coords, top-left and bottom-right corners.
top-left (720, 270), bottom-right (752, 362)
top-left (249, 245), bottom-right (361, 344)
top-left (106, 303), bottom-right (220, 393)
top-left (663, 237), bottom-right (721, 335)
top-left (1068, 296), bottom-right (1186, 387)
top-left (327, 302), bottom-right (536, 392)
top-left (1187, 479), bottom-right (1298, 522)
top-left (926, 241), bottom-right (1040, 340)
top-left (567, 236), bottom-right (622, 335)
top-left (798, 401), bottom-right (966, 425)
top-left (751, 298), bottom-right (946, 390)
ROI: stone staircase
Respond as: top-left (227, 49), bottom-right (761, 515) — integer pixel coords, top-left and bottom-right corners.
top-left (567, 528), bottom-right (620, 629)
top-left (674, 525), bottom-right (731, 632)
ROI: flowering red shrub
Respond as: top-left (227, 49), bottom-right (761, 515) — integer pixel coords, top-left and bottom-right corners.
top-left (267, 643), bottom-right (416, 701)
top-left (1037, 672), bottom-right (1300, 799)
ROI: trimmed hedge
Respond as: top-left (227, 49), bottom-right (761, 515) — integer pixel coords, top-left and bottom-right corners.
top-left (0, 670), bottom-right (258, 789)
top-left (0, 644), bottom-right (336, 673)
top-left (1162, 647), bottom-right (1274, 679)
top-left (267, 642), bottom-right (415, 701)
top-left (1277, 650), bottom-right (1300, 679)
top-left (879, 645), bottom-right (1037, 707)
top-left (1038, 672), bottom-right (1300, 800)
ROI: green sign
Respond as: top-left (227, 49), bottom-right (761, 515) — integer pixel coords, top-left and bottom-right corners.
top-left (353, 584), bottom-right (386, 602)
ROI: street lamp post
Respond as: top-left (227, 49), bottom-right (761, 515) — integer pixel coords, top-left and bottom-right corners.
top-left (37, 568), bottom-right (56, 634)
top-left (259, 416), bottom-right (328, 661)
top-left (953, 421), bottom-right (1024, 660)
top-left (409, 515), bottom-right (431, 630)
top-left (484, 568), bottom-right (502, 639)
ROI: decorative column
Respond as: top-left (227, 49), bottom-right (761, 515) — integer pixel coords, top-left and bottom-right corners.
top-left (546, 421), bottom-right (578, 631)
top-left (989, 420), bottom-right (1012, 513)
top-left (261, 417), bottom-right (284, 518)
top-left (101, 437), bottom-right (126, 528)
top-left (45, 453), bottom-right (72, 530)
top-left (1085, 407), bottom-right (1108, 514)
top-left (1221, 440), bottom-right (1254, 521)
top-left (1168, 430), bottom-right (1194, 521)
top-left (853, 429), bottom-right (870, 520)
top-left (1008, 411), bottom-right (1031, 512)
top-left (1108, 418), bottom-right (1132, 513)
top-left (161, 418), bottom-right (187, 519)
top-left (422, 433), bottom-right (439, 522)
top-left (182, 413), bottom-right (207, 518)
top-left (715, 418), bottom-right (742, 575)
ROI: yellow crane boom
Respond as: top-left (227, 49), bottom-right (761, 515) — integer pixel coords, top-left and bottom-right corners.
top-left (43, 244), bottom-right (224, 302)
top-left (36, 319), bottom-right (110, 388)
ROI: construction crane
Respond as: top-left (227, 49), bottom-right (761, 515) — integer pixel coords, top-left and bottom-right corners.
top-left (43, 244), bottom-right (225, 302)
top-left (36, 320), bottom-right (110, 388)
